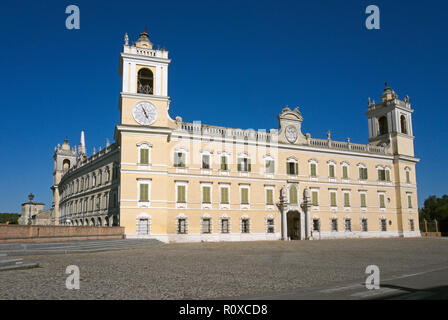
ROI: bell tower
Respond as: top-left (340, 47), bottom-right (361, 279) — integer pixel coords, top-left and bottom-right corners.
top-left (366, 83), bottom-right (415, 157)
top-left (118, 28), bottom-right (174, 128)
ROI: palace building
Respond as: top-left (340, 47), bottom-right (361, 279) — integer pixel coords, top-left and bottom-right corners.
top-left (51, 29), bottom-right (420, 242)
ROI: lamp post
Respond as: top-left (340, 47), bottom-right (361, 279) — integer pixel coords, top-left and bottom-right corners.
top-left (301, 188), bottom-right (312, 240)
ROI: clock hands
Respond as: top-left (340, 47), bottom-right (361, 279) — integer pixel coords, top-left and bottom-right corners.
top-left (141, 106), bottom-right (149, 119)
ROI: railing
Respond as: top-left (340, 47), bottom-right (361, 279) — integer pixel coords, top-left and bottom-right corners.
top-left (180, 122), bottom-right (387, 155)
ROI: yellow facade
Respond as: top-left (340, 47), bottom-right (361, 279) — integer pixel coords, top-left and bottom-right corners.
top-left (51, 30), bottom-right (420, 242)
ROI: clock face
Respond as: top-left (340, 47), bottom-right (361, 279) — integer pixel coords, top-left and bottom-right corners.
top-left (285, 126), bottom-right (298, 143)
top-left (133, 102), bottom-right (157, 125)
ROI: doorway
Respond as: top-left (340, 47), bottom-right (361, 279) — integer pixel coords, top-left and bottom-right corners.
top-left (287, 211), bottom-right (301, 240)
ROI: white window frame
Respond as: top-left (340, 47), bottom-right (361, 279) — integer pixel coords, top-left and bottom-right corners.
top-left (264, 155), bottom-right (275, 175)
top-left (343, 190), bottom-right (351, 211)
top-left (237, 153), bottom-right (250, 175)
top-left (136, 213), bottom-right (151, 236)
top-left (176, 214), bottom-right (188, 234)
top-left (200, 214), bottom-right (212, 234)
top-left (341, 161), bottom-right (350, 181)
top-left (344, 216), bottom-right (352, 232)
top-left (286, 157), bottom-right (298, 176)
top-left (361, 216), bottom-right (368, 232)
top-left (405, 167), bottom-right (412, 185)
top-left (407, 192), bottom-right (413, 211)
top-left (200, 150), bottom-right (212, 173)
top-left (219, 183), bottom-right (230, 209)
top-left (265, 215), bottom-right (275, 233)
top-left (357, 163), bottom-right (367, 183)
top-left (265, 185), bottom-right (275, 210)
top-left (137, 142), bottom-right (152, 167)
top-left (329, 189), bottom-right (337, 211)
top-left (378, 192), bottom-right (386, 211)
top-left (310, 188), bottom-right (319, 210)
top-left (219, 152), bottom-right (230, 174)
top-left (240, 215), bottom-right (250, 233)
top-left (309, 159), bottom-right (318, 180)
top-left (173, 147), bottom-right (188, 171)
top-left (380, 216), bottom-right (387, 232)
top-left (201, 182), bottom-right (212, 209)
top-left (327, 160), bottom-right (336, 181)
top-left (175, 181), bottom-right (188, 209)
top-left (219, 215), bottom-right (231, 234)
top-left (137, 179), bottom-right (151, 208)
top-left (239, 184), bottom-right (250, 210)
top-left (359, 191), bottom-right (368, 211)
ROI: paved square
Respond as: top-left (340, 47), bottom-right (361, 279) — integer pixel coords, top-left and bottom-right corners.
top-left (1, 238), bottom-right (447, 299)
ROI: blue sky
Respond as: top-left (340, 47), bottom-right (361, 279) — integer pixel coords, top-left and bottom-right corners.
top-left (0, 0), bottom-right (447, 212)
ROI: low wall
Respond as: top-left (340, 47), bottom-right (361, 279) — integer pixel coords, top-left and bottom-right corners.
top-left (420, 232), bottom-right (442, 237)
top-left (0, 225), bottom-right (125, 243)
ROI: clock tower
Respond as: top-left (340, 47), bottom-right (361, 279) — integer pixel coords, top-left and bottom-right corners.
top-left (117, 28), bottom-right (175, 128)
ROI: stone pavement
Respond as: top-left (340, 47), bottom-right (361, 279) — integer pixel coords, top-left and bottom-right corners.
top-left (0, 238), bottom-right (447, 299)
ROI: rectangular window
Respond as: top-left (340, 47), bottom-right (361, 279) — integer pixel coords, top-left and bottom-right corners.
top-left (177, 185), bottom-right (186, 203)
top-left (266, 189), bottom-right (274, 205)
top-left (313, 219), bottom-right (320, 232)
top-left (238, 158), bottom-right (251, 172)
top-left (385, 170), bottom-right (391, 182)
top-left (241, 219), bottom-right (250, 233)
top-left (345, 219), bottom-right (352, 232)
top-left (409, 219), bottom-right (415, 231)
top-left (407, 194), bottom-right (413, 208)
top-left (344, 193), bottom-right (350, 207)
top-left (265, 160), bottom-right (275, 174)
top-left (379, 194), bottom-right (385, 208)
top-left (139, 183), bottom-right (149, 201)
top-left (360, 193), bottom-right (367, 208)
top-left (202, 218), bottom-right (211, 234)
top-left (241, 188), bottom-right (249, 204)
top-left (140, 149), bottom-right (149, 165)
top-left (331, 219), bottom-right (338, 232)
top-left (329, 165), bottom-right (335, 178)
top-left (221, 187), bottom-right (229, 204)
top-left (330, 192), bottom-right (337, 207)
top-left (267, 219), bottom-right (275, 233)
top-left (342, 166), bottom-right (348, 179)
top-left (177, 218), bottom-right (187, 234)
top-left (406, 171), bottom-right (411, 184)
top-left (378, 169), bottom-right (387, 181)
top-left (220, 156), bottom-right (228, 171)
top-left (287, 162), bottom-right (298, 175)
top-left (310, 163), bottom-right (317, 177)
top-left (380, 219), bottom-right (387, 231)
top-left (359, 167), bottom-right (368, 180)
top-left (202, 186), bottom-right (211, 203)
top-left (312, 191), bottom-right (318, 206)
top-left (221, 219), bottom-right (229, 233)
top-left (361, 218), bottom-right (368, 232)
top-left (202, 154), bottom-right (210, 169)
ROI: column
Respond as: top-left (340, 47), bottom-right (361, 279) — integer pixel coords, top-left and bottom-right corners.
top-left (282, 207), bottom-right (288, 240)
top-left (155, 65), bottom-right (162, 96)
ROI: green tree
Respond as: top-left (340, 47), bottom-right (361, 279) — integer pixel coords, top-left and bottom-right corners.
top-left (419, 195), bottom-right (448, 222)
top-left (0, 213), bottom-right (20, 224)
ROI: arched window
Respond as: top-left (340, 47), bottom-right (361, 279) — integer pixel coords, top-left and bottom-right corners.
top-left (378, 116), bottom-right (388, 135)
top-left (400, 115), bottom-right (408, 134)
top-left (63, 159), bottom-right (70, 171)
top-left (137, 68), bottom-right (153, 95)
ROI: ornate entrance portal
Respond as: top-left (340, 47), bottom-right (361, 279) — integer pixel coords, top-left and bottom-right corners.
top-left (287, 211), bottom-right (301, 240)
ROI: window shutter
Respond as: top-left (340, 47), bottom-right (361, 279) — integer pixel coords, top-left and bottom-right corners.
top-left (247, 159), bottom-right (251, 172)
top-left (237, 158), bottom-right (241, 171)
top-left (359, 167), bottom-right (363, 179)
top-left (311, 164), bottom-right (316, 176)
top-left (329, 165), bottom-right (335, 178)
top-left (343, 166), bottom-right (348, 179)
top-left (312, 192), bottom-right (318, 206)
top-left (221, 188), bottom-right (229, 204)
top-left (140, 184), bottom-right (148, 201)
top-left (406, 171), bottom-right (410, 183)
top-left (344, 193), bottom-right (350, 207)
top-left (386, 170), bottom-right (390, 182)
top-left (331, 193), bottom-right (336, 206)
top-left (379, 194), bottom-right (385, 208)
top-left (295, 163), bottom-right (298, 175)
top-left (241, 188), bottom-right (248, 204)
top-left (290, 186), bottom-right (297, 204)
top-left (178, 185), bottom-right (185, 203)
top-left (361, 194), bottom-right (366, 208)
top-left (140, 149), bottom-right (149, 164)
top-left (408, 195), bottom-right (412, 208)
top-left (286, 162), bottom-right (291, 174)
top-left (181, 153), bottom-right (186, 167)
top-left (266, 189), bottom-right (273, 205)
top-left (203, 187), bottom-right (210, 203)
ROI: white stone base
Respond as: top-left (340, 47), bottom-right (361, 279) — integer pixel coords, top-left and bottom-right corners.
top-left (126, 230), bottom-right (421, 243)
top-left (126, 232), bottom-right (281, 243)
